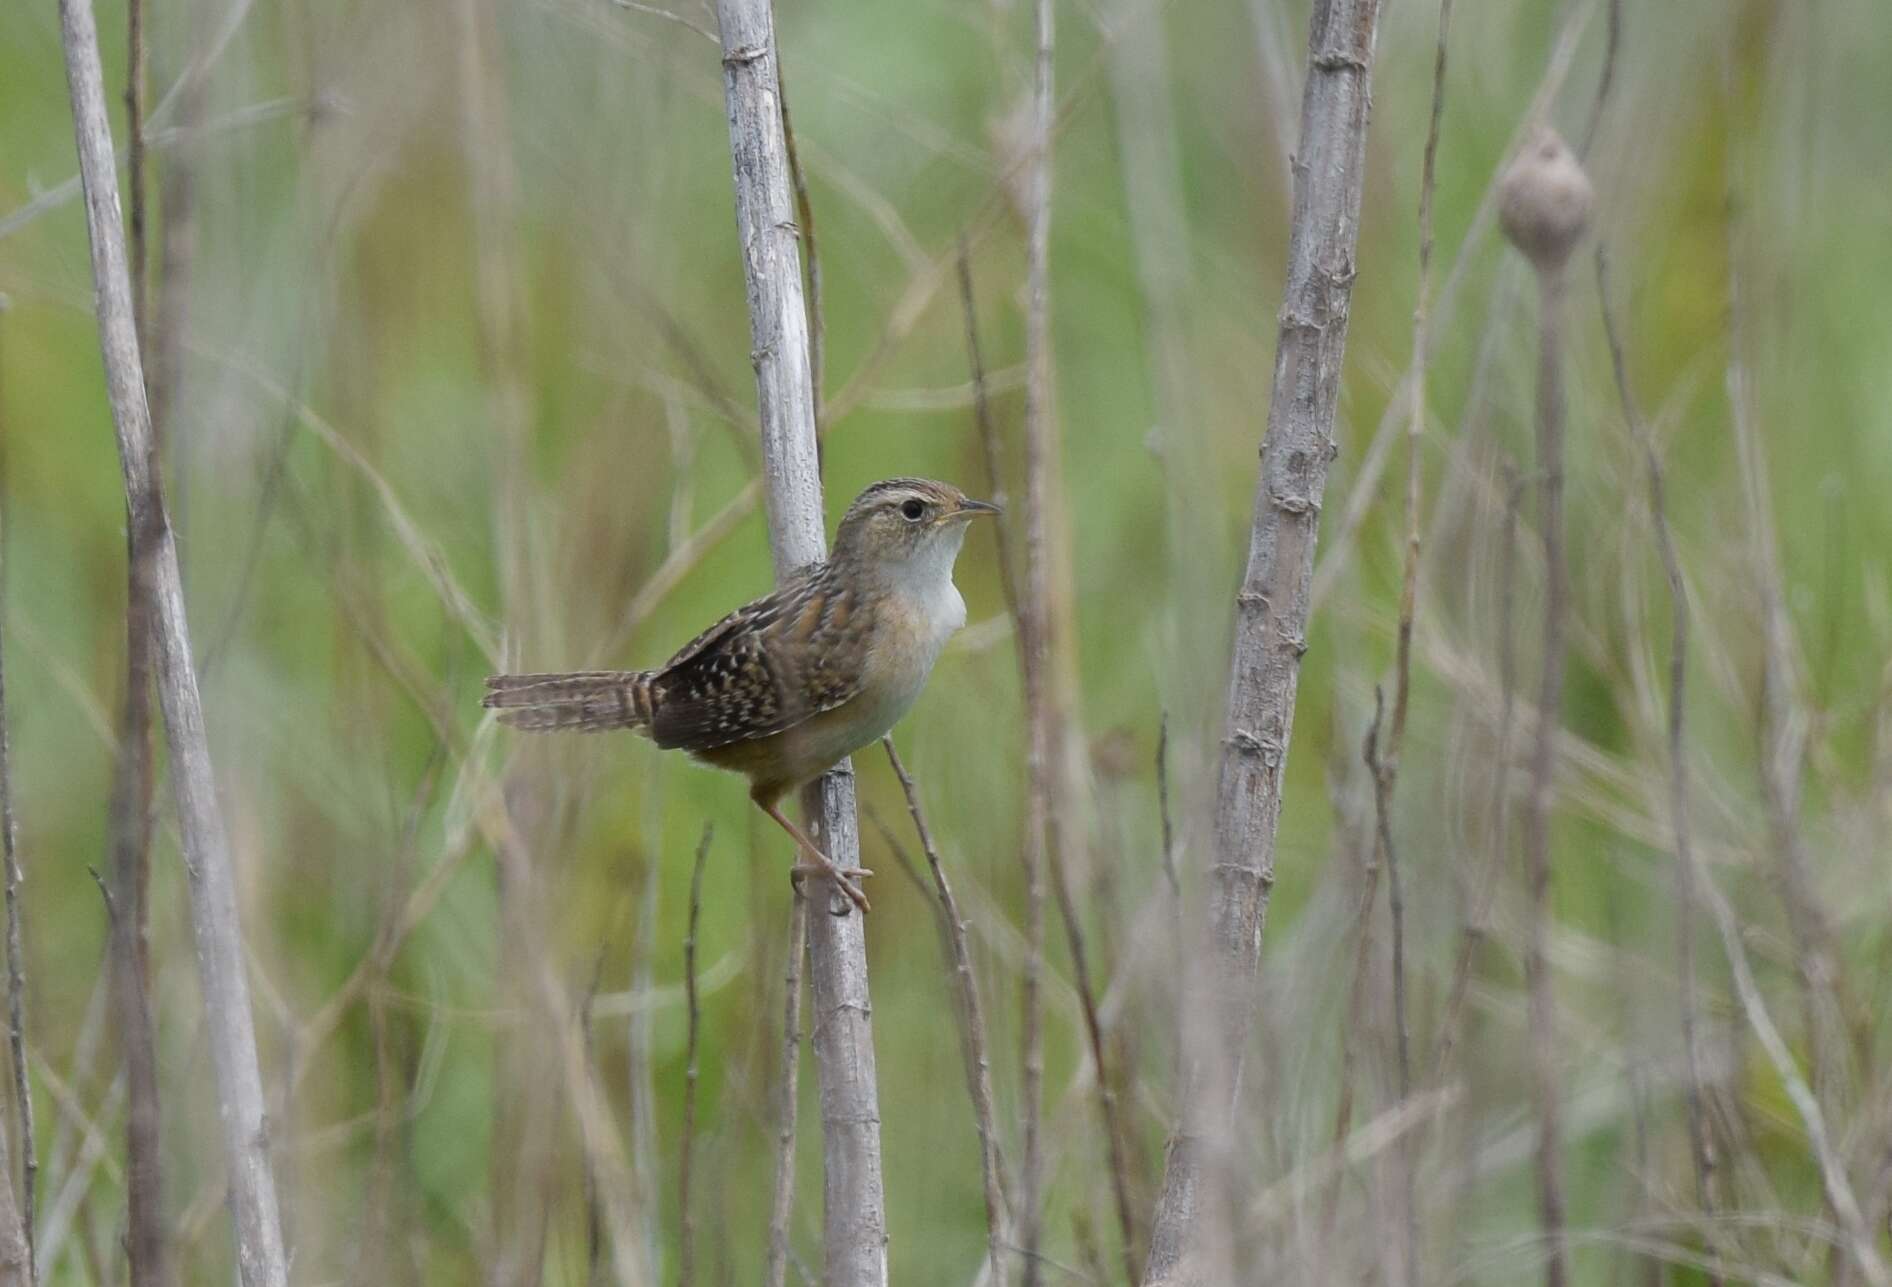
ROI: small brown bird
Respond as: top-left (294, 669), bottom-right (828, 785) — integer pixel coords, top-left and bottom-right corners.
top-left (483, 478), bottom-right (999, 913)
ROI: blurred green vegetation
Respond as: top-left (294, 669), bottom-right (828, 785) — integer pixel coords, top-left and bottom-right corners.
top-left (2, 0), bottom-right (1891, 1282)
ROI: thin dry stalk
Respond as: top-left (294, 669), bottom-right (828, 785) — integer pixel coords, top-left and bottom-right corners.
top-left (580, 948), bottom-right (608, 1287)
top-left (763, 894), bottom-right (807, 1287)
top-left (880, 738), bottom-right (1009, 1283)
top-left (956, 244), bottom-right (1023, 628)
top-left (461, 806), bottom-right (549, 1272)
top-left (1154, 719), bottom-right (1178, 901)
top-left (678, 824), bottom-right (712, 1287)
top-left (1497, 120), bottom-right (1594, 1287)
top-left (55, 2), bottom-right (289, 1280)
top-left (126, 0), bottom-right (149, 338)
top-left (1048, 853), bottom-right (1139, 1284)
top-left (89, 873), bottom-right (167, 1281)
top-left (1611, 894), bottom-right (1661, 1287)
top-left (608, 0), bottom-right (718, 42)
top-left (775, 47), bottom-right (823, 438)
top-left (1577, 0), bottom-right (1621, 160)
top-left (0, 369), bottom-right (36, 1285)
top-left (113, 8), bottom-right (167, 1282)
top-left (1018, 0), bottom-right (1057, 1278)
top-left (1501, 127), bottom-right (1604, 1285)
top-left (1389, 0), bottom-right (1452, 757)
top-left (1596, 247), bottom-right (1721, 1241)
top-left (148, 0), bottom-right (203, 480)
top-left (1368, 4), bottom-right (1452, 1277)
top-left (714, 0), bottom-right (887, 1278)
top-left (1142, 3), bottom-right (1386, 1280)
top-left (489, 858), bottom-right (549, 1261)
top-left (103, 765), bottom-right (164, 1287)
top-left (1154, 719), bottom-right (1183, 1057)
top-left (1316, 796), bottom-right (1380, 1264)
top-left (1520, 257), bottom-right (1572, 1287)
top-left (1006, 47), bottom-right (1141, 1259)
top-left (1360, 692), bottom-right (1413, 1285)
top-left (628, 778), bottom-right (664, 1282)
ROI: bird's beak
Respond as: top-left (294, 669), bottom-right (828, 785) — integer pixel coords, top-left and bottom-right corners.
top-left (957, 498), bottom-right (1002, 518)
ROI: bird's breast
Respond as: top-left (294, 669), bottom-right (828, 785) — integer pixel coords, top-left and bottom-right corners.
top-left (888, 576), bottom-right (965, 671)
top-left (852, 577), bottom-right (964, 725)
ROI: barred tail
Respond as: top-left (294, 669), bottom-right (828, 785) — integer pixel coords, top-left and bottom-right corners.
top-left (482, 670), bottom-right (656, 733)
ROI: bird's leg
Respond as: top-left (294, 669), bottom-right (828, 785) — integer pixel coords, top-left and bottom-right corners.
top-left (758, 799), bottom-right (873, 915)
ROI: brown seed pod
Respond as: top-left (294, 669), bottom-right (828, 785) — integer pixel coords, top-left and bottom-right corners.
top-left (1498, 126), bottom-right (1594, 271)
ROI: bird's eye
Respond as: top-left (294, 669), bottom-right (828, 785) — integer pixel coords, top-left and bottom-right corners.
top-left (900, 499), bottom-right (926, 522)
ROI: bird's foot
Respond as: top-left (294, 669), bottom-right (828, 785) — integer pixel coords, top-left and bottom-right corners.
top-left (790, 859), bottom-right (874, 915)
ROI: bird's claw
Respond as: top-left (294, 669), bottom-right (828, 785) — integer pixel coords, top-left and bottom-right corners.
top-left (789, 862), bottom-right (874, 915)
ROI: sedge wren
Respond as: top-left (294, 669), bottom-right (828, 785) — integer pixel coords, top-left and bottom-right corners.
top-left (483, 478), bottom-right (999, 913)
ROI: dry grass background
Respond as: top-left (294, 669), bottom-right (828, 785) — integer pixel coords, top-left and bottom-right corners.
top-left (2, 0), bottom-right (1892, 1282)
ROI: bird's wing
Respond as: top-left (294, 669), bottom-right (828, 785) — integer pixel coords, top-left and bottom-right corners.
top-left (647, 566), bottom-right (873, 752)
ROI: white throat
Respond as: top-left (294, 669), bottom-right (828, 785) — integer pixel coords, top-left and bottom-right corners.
top-left (884, 526), bottom-right (969, 640)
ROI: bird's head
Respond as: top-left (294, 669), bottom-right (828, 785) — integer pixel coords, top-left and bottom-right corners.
top-left (831, 477), bottom-right (1000, 582)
